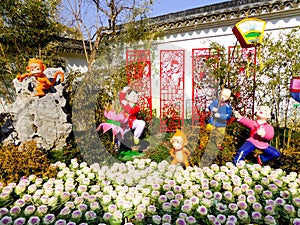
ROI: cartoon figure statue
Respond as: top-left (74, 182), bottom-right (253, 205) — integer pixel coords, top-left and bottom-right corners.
top-left (207, 88), bottom-right (232, 129)
top-left (119, 85), bottom-right (145, 144)
top-left (206, 88), bottom-right (233, 149)
top-left (233, 106), bottom-right (281, 165)
top-left (16, 58), bottom-right (64, 96)
top-left (170, 130), bottom-right (190, 167)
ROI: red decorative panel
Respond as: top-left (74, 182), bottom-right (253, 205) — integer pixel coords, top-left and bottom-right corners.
top-left (192, 48), bottom-right (219, 126)
top-left (126, 50), bottom-right (152, 119)
top-left (160, 50), bottom-right (185, 132)
top-left (228, 46), bottom-right (257, 118)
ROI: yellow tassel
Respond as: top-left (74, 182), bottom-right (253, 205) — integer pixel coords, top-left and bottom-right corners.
top-left (257, 46), bottom-right (263, 70)
top-left (246, 59), bottom-right (251, 77)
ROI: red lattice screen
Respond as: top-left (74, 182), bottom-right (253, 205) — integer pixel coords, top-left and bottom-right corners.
top-left (228, 46), bottom-right (257, 118)
top-left (160, 50), bottom-right (185, 132)
top-left (192, 48), bottom-right (219, 126)
top-left (126, 50), bottom-right (152, 120)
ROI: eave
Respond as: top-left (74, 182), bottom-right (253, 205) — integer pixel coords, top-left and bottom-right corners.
top-left (150, 0), bottom-right (300, 35)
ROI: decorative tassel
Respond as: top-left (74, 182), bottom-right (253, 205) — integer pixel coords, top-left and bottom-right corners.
top-left (257, 46), bottom-right (263, 71)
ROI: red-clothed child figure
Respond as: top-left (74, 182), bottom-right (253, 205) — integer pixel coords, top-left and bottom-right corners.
top-left (119, 86), bottom-right (146, 144)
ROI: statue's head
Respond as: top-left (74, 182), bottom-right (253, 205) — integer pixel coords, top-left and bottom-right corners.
top-left (256, 106), bottom-right (271, 119)
top-left (170, 130), bottom-right (188, 150)
top-left (26, 58), bottom-right (46, 74)
top-left (220, 88), bottom-right (231, 102)
top-left (125, 87), bottom-right (139, 104)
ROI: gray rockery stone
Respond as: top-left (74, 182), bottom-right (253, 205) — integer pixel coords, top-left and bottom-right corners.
top-left (2, 68), bottom-right (72, 150)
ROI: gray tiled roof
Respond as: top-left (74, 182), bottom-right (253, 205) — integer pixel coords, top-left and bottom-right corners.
top-left (150, 0), bottom-right (299, 34)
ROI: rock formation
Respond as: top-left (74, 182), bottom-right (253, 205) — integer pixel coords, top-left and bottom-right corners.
top-left (2, 68), bottom-right (72, 150)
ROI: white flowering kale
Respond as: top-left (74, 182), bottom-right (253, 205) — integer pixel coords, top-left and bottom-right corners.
top-left (0, 158), bottom-right (299, 224)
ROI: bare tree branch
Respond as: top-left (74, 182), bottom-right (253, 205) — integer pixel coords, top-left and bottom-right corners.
top-left (60, 0), bottom-right (155, 71)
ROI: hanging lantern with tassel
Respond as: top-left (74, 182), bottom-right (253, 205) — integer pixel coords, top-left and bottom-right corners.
top-left (232, 18), bottom-right (266, 48)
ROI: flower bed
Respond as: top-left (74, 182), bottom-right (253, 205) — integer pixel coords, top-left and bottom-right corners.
top-left (0, 158), bottom-right (300, 225)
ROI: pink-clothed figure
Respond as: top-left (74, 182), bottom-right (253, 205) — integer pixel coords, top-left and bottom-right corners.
top-left (233, 106), bottom-right (280, 165)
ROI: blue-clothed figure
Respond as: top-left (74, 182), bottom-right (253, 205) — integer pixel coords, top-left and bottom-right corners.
top-left (206, 88), bottom-right (232, 150)
top-left (207, 88), bottom-right (233, 129)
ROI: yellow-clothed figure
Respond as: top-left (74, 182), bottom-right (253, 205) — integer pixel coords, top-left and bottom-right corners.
top-left (17, 58), bottom-right (64, 97)
top-left (170, 130), bottom-right (190, 167)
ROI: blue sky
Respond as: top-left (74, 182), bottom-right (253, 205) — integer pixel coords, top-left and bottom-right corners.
top-left (150, 0), bottom-right (229, 17)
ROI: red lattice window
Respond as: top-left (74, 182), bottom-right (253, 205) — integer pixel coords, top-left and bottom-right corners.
top-left (160, 50), bottom-right (185, 132)
top-left (192, 48), bottom-right (220, 127)
top-left (126, 50), bottom-right (152, 120)
top-left (228, 46), bottom-right (257, 118)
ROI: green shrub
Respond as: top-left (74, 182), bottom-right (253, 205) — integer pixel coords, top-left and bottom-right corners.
top-left (269, 135), bottom-right (300, 173)
top-left (47, 135), bottom-right (83, 165)
top-left (146, 143), bottom-right (170, 163)
top-left (189, 122), bottom-right (250, 167)
top-left (0, 141), bottom-right (58, 185)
